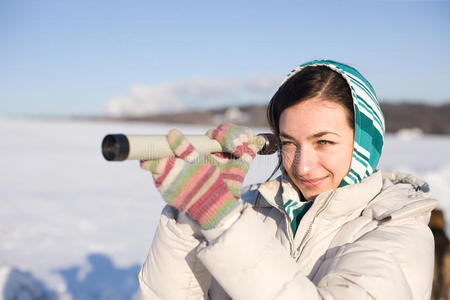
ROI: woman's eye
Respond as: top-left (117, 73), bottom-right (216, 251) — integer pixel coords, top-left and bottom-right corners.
top-left (318, 140), bottom-right (334, 145)
top-left (281, 141), bottom-right (296, 152)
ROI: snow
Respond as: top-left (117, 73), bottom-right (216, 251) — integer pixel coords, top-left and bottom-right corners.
top-left (1, 117), bottom-right (449, 299)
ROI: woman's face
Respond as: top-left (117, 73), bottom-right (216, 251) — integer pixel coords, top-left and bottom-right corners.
top-left (279, 97), bottom-right (354, 201)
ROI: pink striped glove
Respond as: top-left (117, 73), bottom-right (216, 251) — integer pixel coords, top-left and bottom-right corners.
top-left (140, 124), bottom-right (264, 230)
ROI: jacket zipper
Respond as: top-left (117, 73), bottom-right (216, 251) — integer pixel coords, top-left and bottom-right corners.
top-left (257, 186), bottom-right (335, 259)
top-left (271, 204), bottom-right (296, 255)
top-left (255, 188), bottom-right (296, 255)
top-left (294, 191), bottom-right (335, 260)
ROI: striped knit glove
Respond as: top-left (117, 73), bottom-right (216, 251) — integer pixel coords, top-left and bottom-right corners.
top-left (205, 124), bottom-right (264, 199)
top-left (140, 124), bottom-right (264, 230)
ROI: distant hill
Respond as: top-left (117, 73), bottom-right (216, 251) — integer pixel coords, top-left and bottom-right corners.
top-left (381, 103), bottom-right (450, 135)
top-left (115, 102), bottom-right (450, 135)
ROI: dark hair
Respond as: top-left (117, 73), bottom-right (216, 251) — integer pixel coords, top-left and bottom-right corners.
top-left (265, 65), bottom-right (354, 181)
top-left (267, 65), bottom-right (354, 135)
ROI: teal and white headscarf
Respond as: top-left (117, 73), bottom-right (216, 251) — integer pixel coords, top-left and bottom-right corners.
top-left (283, 59), bottom-right (385, 187)
top-left (280, 60), bottom-right (385, 235)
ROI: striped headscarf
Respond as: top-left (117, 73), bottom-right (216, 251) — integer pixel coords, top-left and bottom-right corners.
top-left (283, 59), bottom-right (385, 187)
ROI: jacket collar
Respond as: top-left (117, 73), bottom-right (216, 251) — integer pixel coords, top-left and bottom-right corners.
top-left (315, 171), bottom-right (382, 220)
top-left (254, 170), bottom-right (436, 223)
top-left (256, 171), bottom-right (383, 219)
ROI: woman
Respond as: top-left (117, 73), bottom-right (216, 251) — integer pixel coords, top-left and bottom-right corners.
top-left (138, 60), bottom-right (437, 299)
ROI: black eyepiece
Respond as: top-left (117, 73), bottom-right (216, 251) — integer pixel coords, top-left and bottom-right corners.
top-left (257, 133), bottom-right (279, 155)
top-left (102, 134), bottom-right (130, 161)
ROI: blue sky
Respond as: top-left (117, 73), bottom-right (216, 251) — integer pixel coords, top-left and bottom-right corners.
top-left (1, 0), bottom-right (449, 116)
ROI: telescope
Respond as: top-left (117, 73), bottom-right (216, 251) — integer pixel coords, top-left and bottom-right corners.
top-left (102, 133), bottom-right (279, 161)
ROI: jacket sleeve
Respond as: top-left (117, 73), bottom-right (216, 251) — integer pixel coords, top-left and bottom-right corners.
top-left (197, 206), bottom-right (434, 300)
top-left (139, 205), bottom-right (212, 300)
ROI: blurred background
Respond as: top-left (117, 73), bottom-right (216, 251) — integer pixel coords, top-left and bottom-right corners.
top-left (1, 0), bottom-right (449, 299)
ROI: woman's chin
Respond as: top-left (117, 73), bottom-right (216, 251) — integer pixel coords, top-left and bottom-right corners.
top-left (297, 187), bottom-right (320, 201)
top-left (298, 186), bottom-right (331, 202)
top-left (304, 194), bottom-right (318, 201)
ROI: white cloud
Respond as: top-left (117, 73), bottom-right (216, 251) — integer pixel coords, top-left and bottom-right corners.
top-left (245, 77), bottom-right (280, 93)
top-left (106, 77), bottom-right (279, 117)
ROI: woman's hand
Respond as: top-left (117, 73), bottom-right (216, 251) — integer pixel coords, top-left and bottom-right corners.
top-left (140, 124), bottom-right (264, 230)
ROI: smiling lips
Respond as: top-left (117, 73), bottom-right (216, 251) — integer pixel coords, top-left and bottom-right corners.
top-left (299, 176), bottom-right (328, 187)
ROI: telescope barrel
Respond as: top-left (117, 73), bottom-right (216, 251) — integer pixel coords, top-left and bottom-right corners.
top-left (102, 133), bottom-right (279, 161)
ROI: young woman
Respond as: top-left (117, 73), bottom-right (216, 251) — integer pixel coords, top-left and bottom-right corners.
top-left (138, 60), bottom-right (437, 299)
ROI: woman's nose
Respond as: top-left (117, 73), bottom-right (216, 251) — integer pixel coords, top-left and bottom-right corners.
top-left (295, 147), bottom-right (318, 175)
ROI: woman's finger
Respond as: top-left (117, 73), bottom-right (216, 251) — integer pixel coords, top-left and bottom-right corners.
top-left (167, 128), bottom-right (202, 164)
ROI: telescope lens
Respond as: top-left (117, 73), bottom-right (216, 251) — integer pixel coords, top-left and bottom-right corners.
top-left (102, 134), bottom-right (130, 161)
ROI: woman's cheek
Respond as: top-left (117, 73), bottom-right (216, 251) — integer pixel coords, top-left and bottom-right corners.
top-left (281, 151), bottom-right (294, 168)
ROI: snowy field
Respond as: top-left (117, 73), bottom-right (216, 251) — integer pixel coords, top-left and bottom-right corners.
top-left (1, 117), bottom-right (449, 299)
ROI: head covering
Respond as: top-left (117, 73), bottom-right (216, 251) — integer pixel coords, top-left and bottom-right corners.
top-left (283, 59), bottom-right (385, 187)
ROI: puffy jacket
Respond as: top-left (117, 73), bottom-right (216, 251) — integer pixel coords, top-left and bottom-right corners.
top-left (138, 170), bottom-right (437, 299)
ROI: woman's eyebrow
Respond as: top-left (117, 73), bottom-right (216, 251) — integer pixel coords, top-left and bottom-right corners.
top-left (279, 132), bottom-right (295, 139)
top-left (279, 131), bottom-right (341, 141)
top-left (311, 131), bottom-right (341, 138)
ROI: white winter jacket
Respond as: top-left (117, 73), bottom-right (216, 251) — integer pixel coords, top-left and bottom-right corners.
top-left (139, 170), bottom-right (437, 299)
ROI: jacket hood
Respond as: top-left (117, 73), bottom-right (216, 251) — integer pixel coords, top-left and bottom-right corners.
top-left (283, 59), bottom-right (385, 187)
top-left (365, 171), bottom-right (437, 222)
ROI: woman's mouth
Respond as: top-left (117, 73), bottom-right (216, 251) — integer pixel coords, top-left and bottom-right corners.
top-left (299, 176), bottom-right (328, 187)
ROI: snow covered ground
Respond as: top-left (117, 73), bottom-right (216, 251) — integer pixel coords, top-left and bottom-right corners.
top-left (1, 117), bottom-right (449, 299)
